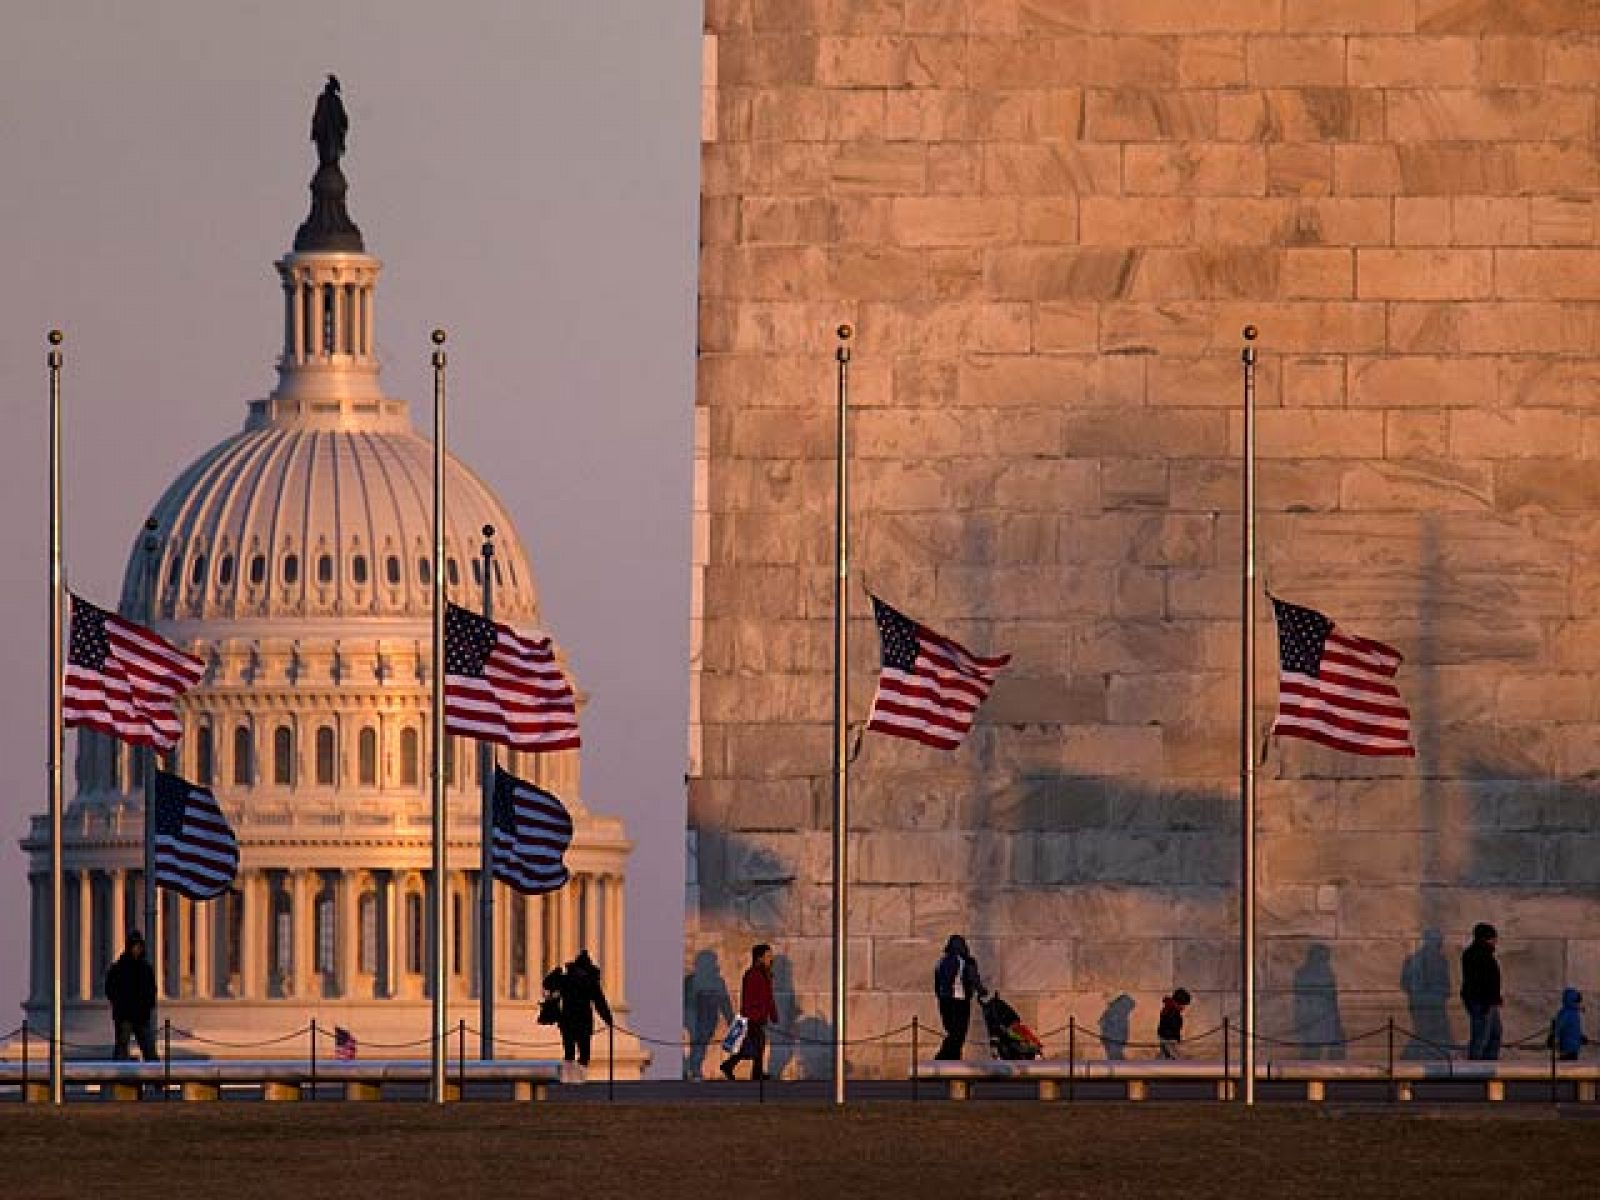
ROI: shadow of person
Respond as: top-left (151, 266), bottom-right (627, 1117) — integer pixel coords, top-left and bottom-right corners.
top-left (766, 954), bottom-right (800, 1079)
top-left (1292, 943), bottom-right (1348, 1060)
top-left (1099, 994), bottom-right (1134, 1060)
top-left (1400, 928), bottom-right (1455, 1059)
top-left (682, 948), bottom-right (732, 1080)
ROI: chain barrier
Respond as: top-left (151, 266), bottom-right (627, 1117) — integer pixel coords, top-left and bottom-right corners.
top-left (167, 1025), bottom-right (312, 1050)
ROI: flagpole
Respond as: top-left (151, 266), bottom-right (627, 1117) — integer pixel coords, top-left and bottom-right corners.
top-left (47, 330), bottom-right (64, 1106)
top-left (830, 323), bottom-right (852, 1107)
top-left (477, 524), bottom-right (496, 1061)
top-left (1240, 324), bottom-right (1259, 1107)
top-left (141, 518), bottom-right (160, 1006)
top-left (430, 328), bottom-right (449, 1103)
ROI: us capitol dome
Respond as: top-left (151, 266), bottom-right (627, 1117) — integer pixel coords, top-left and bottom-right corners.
top-left (22, 84), bottom-right (642, 1073)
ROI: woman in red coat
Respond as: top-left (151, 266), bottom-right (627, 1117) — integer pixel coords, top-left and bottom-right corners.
top-left (720, 943), bottom-right (778, 1080)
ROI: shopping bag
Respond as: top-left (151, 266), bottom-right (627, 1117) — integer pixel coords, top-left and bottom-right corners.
top-left (537, 993), bottom-right (562, 1026)
top-left (721, 1015), bottom-right (749, 1054)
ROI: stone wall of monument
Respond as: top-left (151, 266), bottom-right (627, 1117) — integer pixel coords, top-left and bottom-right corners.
top-left (687, 0), bottom-right (1600, 1077)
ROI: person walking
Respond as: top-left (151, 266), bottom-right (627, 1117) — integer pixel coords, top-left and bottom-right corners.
top-left (543, 950), bottom-right (612, 1067)
top-left (1550, 988), bottom-right (1588, 1062)
top-left (1461, 922), bottom-right (1503, 1061)
top-left (720, 943), bottom-right (778, 1080)
top-left (1157, 988), bottom-right (1191, 1060)
top-left (933, 934), bottom-right (985, 1060)
top-left (104, 930), bottom-right (158, 1061)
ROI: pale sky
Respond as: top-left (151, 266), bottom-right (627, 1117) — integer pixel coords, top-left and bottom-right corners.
top-left (0, 3), bottom-right (702, 1067)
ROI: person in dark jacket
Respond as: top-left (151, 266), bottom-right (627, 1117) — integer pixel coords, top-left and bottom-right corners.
top-left (1157, 988), bottom-right (1192, 1059)
top-left (543, 950), bottom-right (612, 1066)
top-left (1551, 988), bottom-right (1588, 1061)
top-left (720, 943), bottom-right (778, 1080)
top-left (1461, 922), bottom-right (1503, 1060)
top-left (104, 930), bottom-right (158, 1061)
top-left (932, 934), bottom-right (985, 1060)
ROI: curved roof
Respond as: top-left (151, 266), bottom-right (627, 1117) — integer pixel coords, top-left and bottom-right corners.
top-left (122, 425), bottom-right (538, 626)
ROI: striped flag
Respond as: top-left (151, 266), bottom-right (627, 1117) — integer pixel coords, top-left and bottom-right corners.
top-left (490, 767), bottom-right (573, 894)
top-left (444, 603), bottom-right (580, 751)
top-left (865, 595), bottom-right (1010, 751)
top-left (152, 771), bottom-right (240, 900)
top-left (1271, 598), bottom-right (1415, 758)
top-left (334, 1027), bottom-right (358, 1061)
top-left (65, 594), bottom-right (204, 751)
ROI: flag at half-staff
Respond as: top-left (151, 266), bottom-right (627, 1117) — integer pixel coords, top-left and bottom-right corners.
top-left (1270, 598), bottom-right (1415, 758)
top-left (152, 771), bottom-right (239, 900)
top-left (865, 595), bottom-right (1010, 751)
top-left (64, 594), bottom-right (204, 751)
top-left (489, 767), bottom-right (573, 894)
top-left (444, 603), bottom-right (580, 751)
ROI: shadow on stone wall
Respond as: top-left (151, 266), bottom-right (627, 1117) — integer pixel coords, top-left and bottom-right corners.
top-left (1291, 943), bottom-right (1346, 1060)
top-left (682, 948), bottom-right (733, 1079)
top-left (1098, 994), bottom-right (1134, 1060)
top-left (1399, 929), bottom-right (1452, 1059)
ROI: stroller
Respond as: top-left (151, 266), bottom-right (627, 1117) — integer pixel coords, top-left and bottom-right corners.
top-left (980, 991), bottom-right (1045, 1061)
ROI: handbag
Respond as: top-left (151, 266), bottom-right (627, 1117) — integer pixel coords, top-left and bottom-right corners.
top-left (537, 993), bottom-right (561, 1026)
top-left (721, 1015), bottom-right (749, 1055)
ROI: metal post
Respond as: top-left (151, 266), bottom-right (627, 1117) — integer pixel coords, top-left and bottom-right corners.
top-left (309, 1017), bottom-right (317, 1100)
top-left (47, 329), bottom-right (65, 1107)
top-left (608, 1021), bottom-right (615, 1102)
top-left (1240, 325), bottom-right (1259, 1107)
top-left (458, 1018), bottom-right (467, 1098)
top-left (911, 1015), bottom-right (919, 1103)
top-left (430, 329), bottom-right (449, 1104)
top-left (21, 1020), bottom-right (30, 1095)
top-left (478, 525), bottom-right (496, 1060)
top-left (141, 519), bottom-right (160, 1008)
top-left (1067, 1015), bottom-right (1076, 1103)
top-left (1223, 1015), bottom-right (1231, 1094)
top-left (830, 323), bottom-right (853, 1108)
top-left (162, 1019), bottom-right (171, 1100)
top-left (1551, 1032), bottom-right (1559, 1105)
top-left (1387, 1017), bottom-right (1395, 1103)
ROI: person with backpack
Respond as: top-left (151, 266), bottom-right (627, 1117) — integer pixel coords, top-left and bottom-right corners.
top-left (1157, 988), bottom-right (1191, 1060)
top-left (933, 934), bottom-right (985, 1060)
top-left (542, 949), bottom-right (612, 1067)
top-left (1550, 988), bottom-right (1588, 1062)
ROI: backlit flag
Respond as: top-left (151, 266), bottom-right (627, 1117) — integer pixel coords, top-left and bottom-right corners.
top-left (490, 767), bottom-right (574, 894)
top-left (1271, 598), bottom-right (1415, 758)
top-left (65, 594), bottom-right (205, 751)
top-left (865, 595), bottom-right (1011, 751)
top-left (152, 771), bottom-right (240, 900)
top-left (334, 1027), bottom-right (358, 1061)
top-left (444, 603), bottom-right (580, 752)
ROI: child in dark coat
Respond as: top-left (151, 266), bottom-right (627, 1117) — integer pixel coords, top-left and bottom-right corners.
top-left (1157, 988), bottom-right (1191, 1060)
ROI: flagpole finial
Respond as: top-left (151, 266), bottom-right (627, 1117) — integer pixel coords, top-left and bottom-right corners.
top-left (47, 329), bottom-right (63, 346)
top-left (431, 328), bottom-right (447, 345)
top-left (836, 324), bottom-right (853, 341)
top-left (1242, 325), bottom-right (1258, 341)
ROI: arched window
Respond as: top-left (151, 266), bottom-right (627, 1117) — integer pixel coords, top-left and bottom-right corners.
top-left (108, 738), bottom-right (122, 790)
top-left (271, 887), bottom-right (293, 983)
top-left (224, 888), bottom-right (243, 986)
top-left (249, 555), bottom-right (266, 586)
top-left (273, 726), bottom-right (293, 786)
top-left (358, 727), bottom-right (378, 787)
top-left (451, 892), bottom-right (464, 975)
top-left (443, 736), bottom-right (457, 789)
top-left (494, 559), bottom-right (504, 587)
top-left (418, 558), bottom-right (432, 586)
top-left (232, 725), bottom-right (253, 786)
top-left (405, 892), bottom-right (423, 975)
top-left (196, 724), bottom-right (214, 787)
top-left (190, 555), bottom-right (207, 587)
top-left (283, 554), bottom-right (300, 586)
top-left (322, 283), bottom-right (337, 353)
top-left (385, 556), bottom-right (402, 586)
top-left (315, 727), bottom-right (336, 786)
top-left (218, 554), bottom-right (235, 586)
top-left (359, 892), bottom-right (377, 974)
top-left (447, 558), bottom-right (460, 587)
top-left (167, 557), bottom-right (182, 588)
top-left (472, 559), bottom-right (483, 587)
top-left (400, 727), bottom-right (420, 787)
top-left (352, 555), bottom-right (368, 585)
top-left (317, 553), bottom-right (334, 585)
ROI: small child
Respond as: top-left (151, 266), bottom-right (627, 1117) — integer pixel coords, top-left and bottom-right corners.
top-left (1158, 988), bottom-right (1192, 1060)
top-left (1550, 988), bottom-right (1589, 1062)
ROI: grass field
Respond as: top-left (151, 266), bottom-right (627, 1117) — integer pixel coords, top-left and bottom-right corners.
top-left (6, 1103), bottom-right (1600, 1199)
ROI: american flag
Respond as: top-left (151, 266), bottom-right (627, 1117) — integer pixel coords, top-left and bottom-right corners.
top-left (444, 603), bottom-right (580, 751)
top-left (152, 771), bottom-right (240, 900)
top-left (334, 1027), bottom-right (358, 1061)
top-left (865, 596), bottom-right (1011, 751)
top-left (65, 594), bottom-right (204, 751)
top-left (490, 767), bottom-right (573, 894)
top-left (1271, 598), bottom-right (1415, 758)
